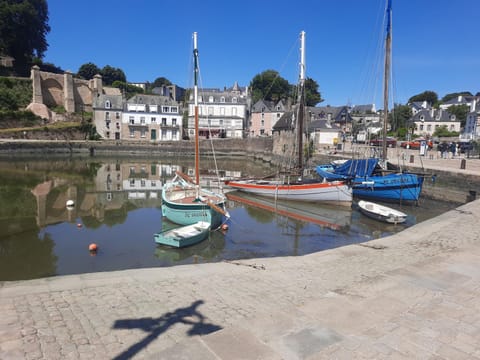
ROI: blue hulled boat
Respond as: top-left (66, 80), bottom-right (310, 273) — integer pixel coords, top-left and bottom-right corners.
top-left (316, 158), bottom-right (424, 203)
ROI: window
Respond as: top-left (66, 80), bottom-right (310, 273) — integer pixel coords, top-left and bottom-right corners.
top-left (420, 124), bottom-right (424, 131)
top-left (209, 96), bottom-right (214, 102)
top-left (172, 129), bottom-right (178, 139)
top-left (450, 115), bottom-right (456, 121)
top-left (115, 112), bottom-right (120, 119)
top-left (162, 129), bottom-right (167, 139)
top-left (105, 100), bottom-right (111, 109)
top-left (162, 118), bottom-right (167, 126)
top-left (260, 129), bottom-right (265, 135)
top-left (261, 119), bottom-right (264, 126)
top-left (141, 129), bottom-right (146, 138)
top-left (116, 122), bottom-right (120, 129)
top-left (171, 106), bottom-right (178, 113)
top-left (141, 179), bottom-right (146, 187)
top-left (420, 115), bottom-right (424, 121)
top-left (427, 125), bottom-right (432, 131)
top-left (220, 107), bottom-right (225, 115)
top-left (219, 119), bottom-right (224, 125)
top-left (220, 97), bottom-right (225, 103)
top-left (450, 124), bottom-right (455, 130)
top-left (151, 117), bottom-right (156, 123)
top-left (106, 120), bottom-right (110, 129)
top-left (140, 116), bottom-right (145, 124)
top-left (208, 107), bottom-right (214, 115)
top-left (232, 108), bottom-right (237, 116)
top-left (172, 118), bottom-right (177, 126)
top-left (105, 112), bottom-right (110, 120)
top-left (163, 106), bottom-right (169, 113)
top-left (130, 179), bottom-right (135, 187)
top-left (130, 128), bottom-right (135, 137)
top-left (129, 116), bottom-right (135, 125)
top-left (106, 131), bottom-right (110, 138)
top-left (232, 97), bottom-right (237, 103)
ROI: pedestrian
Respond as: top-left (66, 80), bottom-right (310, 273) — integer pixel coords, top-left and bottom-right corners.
top-left (450, 142), bottom-right (456, 158)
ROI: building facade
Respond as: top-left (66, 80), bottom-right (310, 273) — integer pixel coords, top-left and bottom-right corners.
top-left (121, 95), bottom-right (182, 141)
top-left (187, 82), bottom-right (248, 139)
top-left (410, 109), bottom-right (460, 137)
top-left (249, 99), bottom-right (287, 137)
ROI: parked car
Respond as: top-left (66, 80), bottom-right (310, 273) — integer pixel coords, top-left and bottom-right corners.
top-left (369, 137), bottom-right (397, 148)
top-left (400, 139), bottom-right (433, 150)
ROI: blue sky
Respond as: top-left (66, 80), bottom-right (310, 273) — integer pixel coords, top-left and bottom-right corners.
top-left (44, 0), bottom-right (479, 109)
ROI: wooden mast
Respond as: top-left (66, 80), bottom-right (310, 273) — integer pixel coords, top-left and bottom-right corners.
top-left (297, 31), bottom-right (306, 174)
top-left (193, 32), bottom-right (200, 186)
top-left (382, 0), bottom-right (392, 161)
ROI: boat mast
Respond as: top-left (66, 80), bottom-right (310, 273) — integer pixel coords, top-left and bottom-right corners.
top-left (382, 0), bottom-right (392, 161)
top-left (297, 30), bottom-right (306, 173)
top-left (193, 32), bottom-right (200, 186)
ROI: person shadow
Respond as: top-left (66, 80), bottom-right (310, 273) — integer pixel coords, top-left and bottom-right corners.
top-left (112, 300), bottom-right (221, 359)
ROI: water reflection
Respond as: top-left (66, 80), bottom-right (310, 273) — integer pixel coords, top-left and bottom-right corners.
top-left (0, 156), bottom-right (460, 281)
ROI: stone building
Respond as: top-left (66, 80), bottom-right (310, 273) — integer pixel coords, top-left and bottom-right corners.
top-left (249, 99), bottom-right (287, 137)
top-left (121, 94), bottom-right (181, 141)
top-left (187, 82), bottom-right (248, 139)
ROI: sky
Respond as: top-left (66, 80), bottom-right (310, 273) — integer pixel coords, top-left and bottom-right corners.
top-left (43, 0), bottom-right (480, 109)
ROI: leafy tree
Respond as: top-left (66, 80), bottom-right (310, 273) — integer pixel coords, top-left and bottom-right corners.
top-left (304, 77), bottom-right (323, 106)
top-left (408, 91), bottom-right (438, 106)
top-left (111, 81), bottom-right (144, 98)
top-left (250, 70), bottom-right (290, 104)
top-left (447, 104), bottom-right (469, 128)
top-left (433, 125), bottom-right (459, 137)
top-left (441, 91), bottom-right (473, 103)
top-left (151, 77), bottom-right (172, 88)
top-left (77, 62), bottom-right (101, 80)
top-left (101, 65), bottom-right (126, 85)
top-left (0, 0), bottom-right (50, 76)
top-left (389, 104), bottom-right (412, 132)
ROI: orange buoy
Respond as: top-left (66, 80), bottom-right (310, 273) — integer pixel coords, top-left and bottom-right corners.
top-left (221, 224), bottom-right (229, 231)
top-left (89, 243), bottom-right (98, 252)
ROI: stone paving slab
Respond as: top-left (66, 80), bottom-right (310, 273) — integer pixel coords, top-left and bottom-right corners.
top-left (1, 182), bottom-right (480, 359)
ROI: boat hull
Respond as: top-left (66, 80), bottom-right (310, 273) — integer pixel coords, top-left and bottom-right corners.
top-left (161, 184), bottom-right (226, 228)
top-left (352, 173), bottom-right (423, 202)
top-left (154, 221), bottom-right (210, 248)
top-left (224, 180), bottom-right (352, 203)
top-left (357, 200), bottom-right (407, 224)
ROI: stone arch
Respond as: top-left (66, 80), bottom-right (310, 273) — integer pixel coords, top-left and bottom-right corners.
top-left (42, 78), bottom-right (63, 107)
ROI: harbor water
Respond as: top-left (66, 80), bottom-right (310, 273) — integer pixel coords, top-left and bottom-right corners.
top-left (0, 155), bottom-right (463, 281)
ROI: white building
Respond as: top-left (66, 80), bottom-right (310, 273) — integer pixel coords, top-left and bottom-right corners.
top-left (122, 95), bottom-right (181, 141)
top-left (187, 82), bottom-right (248, 139)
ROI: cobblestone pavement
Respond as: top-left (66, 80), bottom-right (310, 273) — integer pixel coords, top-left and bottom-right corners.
top-left (1, 193), bottom-right (480, 359)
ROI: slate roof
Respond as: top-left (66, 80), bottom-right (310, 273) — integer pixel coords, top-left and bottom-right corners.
top-left (410, 109), bottom-right (457, 122)
top-left (251, 99), bottom-right (287, 113)
top-left (127, 94), bottom-right (177, 106)
top-left (93, 94), bottom-right (123, 109)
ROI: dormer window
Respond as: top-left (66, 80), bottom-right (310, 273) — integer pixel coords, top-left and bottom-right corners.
top-left (420, 115), bottom-right (425, 122)
top-left (105, 100), bottom-right (111, 109)
top-left (220, 97), bottom-right (225, 103)
top-left (209, 96), bottom-right (214, 102)
top-left (232, 97), bottom-right (237, 103)
top-left (450, 115), bottom-right (456, 121)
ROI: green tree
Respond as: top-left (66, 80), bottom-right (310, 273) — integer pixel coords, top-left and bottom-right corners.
top-left (77, 62), bottom-right (101, 80)
top-left (304, 77), bottom-right (323, 106)
top-left (0, 0), bottom-right (50, 76)
top-left (389, 103), bottom-right (412, 132)
top-left (447, 104), bottom-right (469, 128)
top-left (441, 91), bottom-right (473, 103)
top-left (250, 70), bottom-right (290, 104)
top-left (101, 65), bottom-right (126, 85)
top-left (152, 77), bottom-right (172, 87)
top-left (408, 91), bottom-right (438, 106)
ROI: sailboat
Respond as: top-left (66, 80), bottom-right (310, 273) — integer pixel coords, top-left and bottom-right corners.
top-left (161, 32), bottom-right (228, 229)
top-left (225, 31), bottom-right (352, 205)
top-left (315, 0), bottom-right (424, 203)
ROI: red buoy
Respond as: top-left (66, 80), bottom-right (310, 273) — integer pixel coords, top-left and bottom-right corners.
top-left (89, 243), bottom-right (98, 252)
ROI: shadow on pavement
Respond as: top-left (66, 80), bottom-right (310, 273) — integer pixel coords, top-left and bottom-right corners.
top-left (112, 299), bottom-right (221, 359)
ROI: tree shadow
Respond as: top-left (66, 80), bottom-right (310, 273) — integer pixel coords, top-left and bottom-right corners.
top-left (112, 300), bottom-right (221, 360)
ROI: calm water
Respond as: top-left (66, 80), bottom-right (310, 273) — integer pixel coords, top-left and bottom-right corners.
top-left (0, 155), bottom-right (460, 281)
